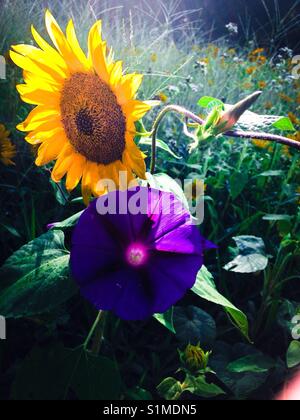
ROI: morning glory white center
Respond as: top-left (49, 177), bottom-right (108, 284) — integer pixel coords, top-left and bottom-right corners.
top-left (126, 243), bottom-right (148, 267)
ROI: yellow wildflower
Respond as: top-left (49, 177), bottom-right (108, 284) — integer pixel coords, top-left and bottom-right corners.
top-left (258, 80), bottom-right (267, 89)
top-left (150, 53), bottom-right (157, 63)
top-left (246, 66), bottom-right (257, 75)
top-left (0, 124), bottom-right (16, 166)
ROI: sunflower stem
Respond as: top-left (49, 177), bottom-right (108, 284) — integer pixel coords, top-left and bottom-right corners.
top-left (150, 105), bottom-right (300, 174)
top-left (83, 310), bottom-right (104, 351)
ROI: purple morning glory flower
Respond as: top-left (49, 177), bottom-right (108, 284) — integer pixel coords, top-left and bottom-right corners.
top-left (71, 187), bottom-right (214, 321)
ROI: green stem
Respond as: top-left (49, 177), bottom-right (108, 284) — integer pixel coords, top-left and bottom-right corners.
top-left (150, 105), bottom-right (300, 175)
top-left (150, 105), bottom-right (205, 174)
top-left (91, 311), bottom-right (107, 355)
top-left (83, 311), bottom-right (103, 351)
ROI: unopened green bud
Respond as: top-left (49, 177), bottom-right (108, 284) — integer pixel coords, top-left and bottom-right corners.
top-left (182, 344), bottom-right (211, 371)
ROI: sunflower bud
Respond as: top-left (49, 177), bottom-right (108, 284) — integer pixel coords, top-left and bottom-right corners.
top-left (182, 344), bottom-right (211, 371)
top-left (215, 91), bottom-right (262, 133)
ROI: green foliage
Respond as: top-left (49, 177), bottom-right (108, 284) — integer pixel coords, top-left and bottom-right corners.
top-left (12, 344), bottom-right (121, 400)
top-left (153, 308), bottom-right (176, 334)
top-left (0, 231), bottom-right (77, 318)
top-left (192, 266), bottom-right (250, 341)
top-left (286, 341), bottom-right (300, 368)
top-left (227, 354), bottom-right (275, 373)
top-left (224, 236), bottom-right (269, 273)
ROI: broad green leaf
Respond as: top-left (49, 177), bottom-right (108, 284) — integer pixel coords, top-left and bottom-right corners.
top-left (50, 179), bottom-right (69, 206)
top-left (49, 211), bottom-right (83, 230)
top-left (198, 96), bottom-right (224, 109)
top-left (157, 377), bottom-right (182, 400)
top-left (286, 341), bottom-right (300, 368)
top-left (0, 231), bottom-right (76, 318)
top-left (185, 374), bottom-right (225, 398)
top-left (272, 117), bottom-right (295, 132)
top-left (12, 344), bottom-right (121, 400)
top-left (192, 266), bottom-right (250, 341)
top-left (229, 171), bottom-right (248, 200)
top-left (224, 236), bottom-right (269, 273)
top-left (139, 137), bottom-right (181, 159)
top-left (70, 347), bottom-right (121, 400)
top-left (173, 305), bottom-right (216, 346)
top-left (154, 307), bottom-right (176, 334)
top-left (227, 354), bottom-right (275, 373)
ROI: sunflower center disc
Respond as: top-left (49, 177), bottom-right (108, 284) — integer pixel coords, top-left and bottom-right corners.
top-left (126, 243), bottom-right (148, 267)
top-left (60, 73), bottom-right (126, 165)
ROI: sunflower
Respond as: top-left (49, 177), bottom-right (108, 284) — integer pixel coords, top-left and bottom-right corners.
top-left (10, 10), bottom-right (155, 203)
top-left (0, 124), bottom-right (16, 166)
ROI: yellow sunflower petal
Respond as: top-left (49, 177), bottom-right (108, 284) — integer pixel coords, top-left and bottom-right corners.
top-left (65, 154), bottom-right (86, 192)
top-left (16, 84), bottom-right (61, 106)
top-left (17, 82), bottom-right (58, 96)
top-left (116, 73), bottom-right (143, 105)
top-left (26, 126), bottom-right (64, 144)
top-left (51, 143), bottom-right (74, 182)
top-left (109, 60), bottom-right (123, 86)
top-left (31, 24), bottom-right (69, 71)
top-left (17, 106), bottom-right (60, 132)
top-left (11, 44), bottom-right (67, 79)
top-left (88, 20), bottom-right (103, 55)
top-left (18, 117), bottom-right (62, 133)
top-left (35, 134), bottom-right (68, 166)
top-left (87, 21), bottom-right (109, 82)
top-left (10, 50), bottom-right (62, 84)
top-left (124, 137), bottom-right (146, 179)
top-left (45, 9), bottom-right (86, 73)
top-left (81, 161), bottom-right (97, 205)
top-left (66, 19), bottom-right (91, 70)
top-left (123, 100), bottom-right (152, 122)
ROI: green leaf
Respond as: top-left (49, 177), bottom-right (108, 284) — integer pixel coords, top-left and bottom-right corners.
top-left (0, 231), bottom-right (76, 318)
top-left (70, 347), bottom-right (121, 400)
top-left (154, 307), bottom-right (176, 334)
top-left (224, 236), bottom-right (269, 273)
top-left (272, 117), bottom-right (295, 132)
top-left (157, 377), bottom-right (182, 400)
top-left (185, 374), bottom-right (225, 398)
top-left (50, 179), bottom-right (69, 206)
top-left (49, 211), bottom-right (83, 230)
top-left (263, 214), bottom-right (293, 221)
top-left (198, 96), bottom-right (224, 110)
top-left (227, 354), bottom-right (275, 373)
top-left (173, 305), bottom-right (216, 347)
top-left (192, 266), bottom-right (250, 341)
top-left (139, 137), bottom-right (181, 159)
top-left (126, 387), bottom-right (152, 400)
top-left (0, 223), bottom-right (21, 238)
top-left (286, 341), bottom-right (300, 368)
top-left (229, 171), bottom-right (248, 200)
top-left (258, 170), bottom-right (284, 177)
top-left (12, 344), bottom-right (121, 400)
